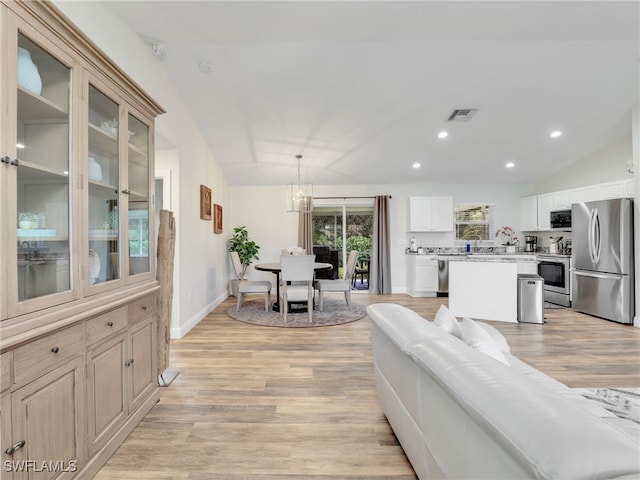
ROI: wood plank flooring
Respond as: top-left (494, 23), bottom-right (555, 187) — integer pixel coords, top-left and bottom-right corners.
top-left (94, 293), bottom-right (640, 479)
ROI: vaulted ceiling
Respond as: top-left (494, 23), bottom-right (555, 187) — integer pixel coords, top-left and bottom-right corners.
top-left (101, 1), bottom-right (639, 186)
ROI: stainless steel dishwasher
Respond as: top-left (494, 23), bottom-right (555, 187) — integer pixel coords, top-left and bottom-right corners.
top-left (437, 258), bottom-right (449, 296)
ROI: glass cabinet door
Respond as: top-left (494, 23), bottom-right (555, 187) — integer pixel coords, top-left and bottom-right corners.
top-left (126, 113), bottom-right (150, 276)
top-left (87, 84), bottom-right (121, 286)
top-left (14, 33), bottom-right (72, 304)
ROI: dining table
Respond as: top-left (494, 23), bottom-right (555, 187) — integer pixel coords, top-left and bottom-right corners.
top-left (255, 261), bottom-right (332, 312)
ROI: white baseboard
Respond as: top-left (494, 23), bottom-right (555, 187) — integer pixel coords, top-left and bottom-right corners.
top-left (170, 291), bottom-right (228, 339)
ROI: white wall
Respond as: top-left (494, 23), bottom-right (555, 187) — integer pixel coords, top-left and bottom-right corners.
top-left (230, 183), bottom-right (532, 293)
top-left (54, 1), bottom-right (231, 338)
top-left (536, 135), bottom-right (633, 193)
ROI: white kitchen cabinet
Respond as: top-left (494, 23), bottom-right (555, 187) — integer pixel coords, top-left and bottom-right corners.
top-left (597, 181), bottom-right (624, 200)
top-left (537, 194), bottom-right (553, 231)
top-left (409, 196), bottom-right (453, 232)
top-left (523, 180), bottom-right (634, 232)
top-left (552, 190), bottom-right (572, 210)
top-left (520, 195), bottom-right (538, 231)
top-left (568, 186), bottom-right (596, 205)
top-left (406, 255), bottom-right (438, 297)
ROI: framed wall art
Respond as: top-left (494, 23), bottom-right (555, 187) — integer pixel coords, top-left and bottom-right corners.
top-left (200, 185), bottom-right (212, 220)
top-left (214, 204), bottom-right (223, 234)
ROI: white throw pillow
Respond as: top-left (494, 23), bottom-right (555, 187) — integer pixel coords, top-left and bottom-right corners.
top-left (461, 317), bottom-right (510, 366)
top-left (434, 304), bottom-right (462, 338)
top-left (477, 322), bottom-right (511, 354)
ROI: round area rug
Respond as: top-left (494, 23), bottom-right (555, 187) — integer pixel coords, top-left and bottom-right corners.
top-left (227, 296), bottom-right (366, 328)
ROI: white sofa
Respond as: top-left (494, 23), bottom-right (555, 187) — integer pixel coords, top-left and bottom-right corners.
top-left (367, 303), bottom-right (640, 480)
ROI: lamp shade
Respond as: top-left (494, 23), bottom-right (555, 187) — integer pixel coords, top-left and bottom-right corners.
top-left (286, 182), bottom-right (313, 213)
top-left (286, 154), bottom-right (313, 213)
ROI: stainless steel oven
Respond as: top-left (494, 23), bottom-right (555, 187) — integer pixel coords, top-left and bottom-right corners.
top-left (537, 254), bottom-right (572, 307)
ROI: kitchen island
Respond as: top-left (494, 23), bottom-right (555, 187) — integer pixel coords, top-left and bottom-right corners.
top-left (449, 255), bottom-right (538, 323)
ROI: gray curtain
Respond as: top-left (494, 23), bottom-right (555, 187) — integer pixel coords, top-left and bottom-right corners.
top-left (370, 195), bottom-right (392, 294)
top-left (298, 197), bottom-right (313, 252)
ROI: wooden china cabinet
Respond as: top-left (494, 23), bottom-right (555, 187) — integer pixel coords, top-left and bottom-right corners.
top-left (0, 1), bottom-right (165, 478)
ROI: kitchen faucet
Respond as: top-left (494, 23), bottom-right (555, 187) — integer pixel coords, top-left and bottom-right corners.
top-left (474, 235), bottom-right (481, 253)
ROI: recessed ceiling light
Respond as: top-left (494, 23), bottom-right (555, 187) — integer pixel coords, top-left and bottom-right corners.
top-left (438, 131), bottom-right (448, 139)
top-left (412, 162), bottom-right (421, 169)
top-left (505, 162), bottom-right (515, 168)
top-left (550, 130), bottom-right (562, 138)
top-left (16, 143), bottom-right (25, 149)
top-left (198, 59), bottom-right (212, 73)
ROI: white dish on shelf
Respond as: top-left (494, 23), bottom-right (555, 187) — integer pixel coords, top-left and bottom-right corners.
top-left (89, 249), bottom-right (100, 284)
top-left (99, 124), bottom-right (135, 141)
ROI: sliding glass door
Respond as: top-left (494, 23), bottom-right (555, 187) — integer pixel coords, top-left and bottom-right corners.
top-left (312, 203), bottom-right (373, 289)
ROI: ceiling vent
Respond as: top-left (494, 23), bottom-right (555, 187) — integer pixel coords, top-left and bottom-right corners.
top-left (447, 109), bottom-right (478, 122)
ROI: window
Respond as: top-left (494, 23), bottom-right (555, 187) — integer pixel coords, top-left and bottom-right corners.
top-left (128, 209), bottom-right (149, 257)
top-left (454, 205), bottom-right (493, 241)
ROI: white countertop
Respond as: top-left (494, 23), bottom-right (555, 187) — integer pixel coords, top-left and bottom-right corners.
top-left (450, 254), bottom-right (538, 263)
top-left (406, 252), bottom-right (538, 262)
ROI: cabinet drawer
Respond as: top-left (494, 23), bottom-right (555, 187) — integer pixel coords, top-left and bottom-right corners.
top-left (128, 293), bottom-right (156, 324)
top-left (86, 306), bottom-right (128, 345)
top-left (14, 324), bottom-right (83, 385)
top-left (1, 351), bottom-right (12, 392)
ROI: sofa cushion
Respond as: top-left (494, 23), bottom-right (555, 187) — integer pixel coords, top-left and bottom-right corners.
top-left (477, 321), bottom-right (511, 354)
top-left (434, 304), bottom-right (462, 338)
top-left (461, 317), bottom-right (510, 366)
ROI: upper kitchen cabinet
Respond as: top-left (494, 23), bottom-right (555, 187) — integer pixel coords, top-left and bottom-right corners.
top-left (520, 195), bottom-right (538, 231)
top-left (536, 194), bottom-right (553, 231)
top-left (0, 0), bottom-right (164, 324)
top-left (409, 196), bottom-right (454, 232)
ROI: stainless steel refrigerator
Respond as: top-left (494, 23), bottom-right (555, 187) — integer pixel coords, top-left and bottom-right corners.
top-left (572, 198), bottom-right (634, 324)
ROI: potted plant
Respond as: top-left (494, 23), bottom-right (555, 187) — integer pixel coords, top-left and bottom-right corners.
top-left (495, 226), bottom-right (519, 253)
top-left (228, 226), bottom-right (260, 295)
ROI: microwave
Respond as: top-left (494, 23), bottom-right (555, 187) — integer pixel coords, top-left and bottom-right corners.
top-left (550, 209), bottom-right (571, 230)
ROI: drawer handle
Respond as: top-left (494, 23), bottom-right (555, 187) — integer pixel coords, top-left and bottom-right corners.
top-left (125, 359), bottom-right (134, 367)
top-left (107, 322), bottom-right (114, 327)
top-left (141, 305), bottom-right (147, 310)
top-left (5, 440), bottom-right (25, 455)
top-left (51, 346), bottom-right (59, 354)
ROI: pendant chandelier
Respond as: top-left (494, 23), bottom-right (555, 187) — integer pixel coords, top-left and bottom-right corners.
top-left (286, 154), bottom-right (313, 213)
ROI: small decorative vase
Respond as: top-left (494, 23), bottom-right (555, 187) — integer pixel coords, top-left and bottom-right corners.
top-left (506, 245), bottom-right (516, 254)
top-left (17, 47), bottom-right (42, 96)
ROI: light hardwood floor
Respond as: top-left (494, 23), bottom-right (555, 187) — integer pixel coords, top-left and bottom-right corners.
top-left (94, 293), bottom-right (640, 479)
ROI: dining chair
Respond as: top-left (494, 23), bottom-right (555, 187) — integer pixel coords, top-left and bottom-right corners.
top-left (230, 251), bottom-right (272, 312)
top-left (279, 254), bottom-right (315, 323)
top-left (352, 255), bottom-right (370, 289)
top-left (315, 250), bottom-right (359, 312)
